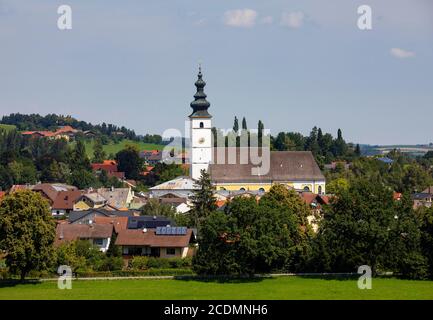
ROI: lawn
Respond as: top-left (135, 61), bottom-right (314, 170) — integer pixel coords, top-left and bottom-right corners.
top-left (82, 139), bottom-right (165, 157)
top-left (1, 276), bottom-right (433, 300)
top-left (0, 124), bottom-right (17, 132)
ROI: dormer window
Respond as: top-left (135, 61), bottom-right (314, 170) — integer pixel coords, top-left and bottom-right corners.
top-left (200, 122), bottom-right (204, 128)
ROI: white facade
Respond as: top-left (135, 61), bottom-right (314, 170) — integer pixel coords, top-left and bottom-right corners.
top-left (190, 118), bottom-right (212, 180)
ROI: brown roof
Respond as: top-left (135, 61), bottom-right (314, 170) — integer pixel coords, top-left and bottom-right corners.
top-left (422, 186), bottom-right (433, 194)
top-left (32, 184), bottom-right (61, 203)
top-left (55, 223), bottom-right (113, 246)
top-left (94, 216), bottom-right (128, 233)
top-left (300, 192), bottom-right (329, 205)
top-left (115, 229), bottom-right (194, 248)
top-left (210, 148), bottom-right (325, 183)
top-left (52, 190), bottom-right (83, 210)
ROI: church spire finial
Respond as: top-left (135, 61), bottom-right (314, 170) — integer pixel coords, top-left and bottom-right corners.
top-left (189, 65), bottom-right (211, 118)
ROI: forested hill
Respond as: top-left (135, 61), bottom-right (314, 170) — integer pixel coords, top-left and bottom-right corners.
top-left (0, 113), bottom-right (162, 144)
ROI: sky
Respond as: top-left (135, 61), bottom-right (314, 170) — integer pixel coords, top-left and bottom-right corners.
top-left (1, 0), bottom-right (433, 145)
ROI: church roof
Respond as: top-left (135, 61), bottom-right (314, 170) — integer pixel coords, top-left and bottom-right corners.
top-left (189, 66), bottom-right (212, 118)
top-left (209, 148), bottom-right (325, 183)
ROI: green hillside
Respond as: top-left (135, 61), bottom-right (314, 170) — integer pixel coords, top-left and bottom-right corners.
top-left (83, 139), bottom-right (164, 157)
top-left (0, 124), bottom-right (17, 132)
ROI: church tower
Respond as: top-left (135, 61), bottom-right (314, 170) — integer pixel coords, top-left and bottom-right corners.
top-left (189, 66), bottom-right (212, 180)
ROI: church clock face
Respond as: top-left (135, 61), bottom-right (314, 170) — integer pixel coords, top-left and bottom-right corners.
top-left (198, 137), bottom-right (205, 144)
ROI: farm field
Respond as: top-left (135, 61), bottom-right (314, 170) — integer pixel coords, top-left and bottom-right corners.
top-left (0, 124), bottom-right (17, 132)
top-left (82, 139), bottom-right (165, 157)
top-left (1, 276), bottom-right (433, 300)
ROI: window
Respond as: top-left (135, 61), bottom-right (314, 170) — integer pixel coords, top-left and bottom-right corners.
top-left (318, 186), bottom-right (322, 194)
top-left (93, 238), bottom-right (104, 246)
top-left (259, 188), bottom-right (265, 192)
top-left (303, 186), bottom-right (310, 192)
top-left (240, 187), bottom-right (246, 191)
top-left (220, 187), bottom-right (226, 190)
top-left (166, 248), bottom-right (176, 255)
top-left (199, 122), bottom-right (204, 128)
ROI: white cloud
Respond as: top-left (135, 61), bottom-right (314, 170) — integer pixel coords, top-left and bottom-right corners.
top-left (390, 48), bottom-right (415, 59)
top-left (261, 16), bottom-right (273, 25)
top-left (280, 11), bottom-right (304, 28)
top-left (223, 9), bottom-right (258, 28)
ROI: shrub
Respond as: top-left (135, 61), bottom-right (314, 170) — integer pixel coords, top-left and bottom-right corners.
top-left (98, 256), bottom-right (124, 271)
top-left (146, 257), bottom-right (170, 269)
top-left (130, 256), bottom-right (149, 270)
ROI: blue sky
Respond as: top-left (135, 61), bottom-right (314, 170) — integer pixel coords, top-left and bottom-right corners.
top-left (1, 0), bottom-right (432, 145)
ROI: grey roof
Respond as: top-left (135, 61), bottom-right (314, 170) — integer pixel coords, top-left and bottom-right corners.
top-left (69, 209), bottom-right (136, 223)
top-left (127, 216), bottom-right (173, 229)
top-left (412, 193), bottom-right (432, 201)
top-left (150, 176), bottom-right (197, 190)
top-left (210, 149), bottom-right (325, 183)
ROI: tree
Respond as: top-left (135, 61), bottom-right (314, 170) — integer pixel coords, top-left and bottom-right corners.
top-left (418, 207), bottom-right (433, 279)
top-left (193, 185), bottom-right (312, 275)
top-left (0, 191), bottom-right (56, 280)
top-left (310, 179), bottom-right (427, 278)
top-left (258, 120), bottom-right (264, 147)
top-left (242, 117), bottom-right (247, 130)
top-left (71, 140), bottom-right (91, 171)
top-left (355, 144), bottom-right (361, 156)
top-left (190, 170), bottom-right (217, 227)
top-left (69, 168), bottom-right (98, 189)
top-left (232, 116), bottom-right (239, 134)
top-left (141, 198), bottom-right (177, 217)
top-left (116, 145), bottom-right (143, 180)
top-left (326, 178), bottom-right (349, 194)
top-left (92, 138), bottom-right (106, 163)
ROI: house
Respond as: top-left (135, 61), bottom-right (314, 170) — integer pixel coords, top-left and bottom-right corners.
top-left (68, 208), bottom-right (137, 225)
top-left (96, 187), bottom-right (134, 210)
top-left (300, 192), bottom-right (330, 232)
top-left (159, 197), bottom-right (191, 214)
top-left (0, 191), bottom-right (5, 202)
top-left (54, 223), bottom-right (114, 252)
top-left (21, 126), bottom-right (81, 141)
top-left (323, 161), bottom-right (351, 170)
top-left (127, 216), bottom-right (173, 229)
top-left (91, 160), bottom-right (125, 179)
top-left (115, 227), bottom-right (196, 258)
top-left (32, 183), bottom-right (77, 206)
top-left (412, 193), bottom-right (433, 209)
top-left (94, 216), bottom-right (129, 233)
top-left (150, 176), bottom-right (198, 198)
top-left (140, 150), bottom-right (162, 165)
top-left (74, 192), bottom-right (107, 211)
top-left (51, 190), bottom-right (82, 216)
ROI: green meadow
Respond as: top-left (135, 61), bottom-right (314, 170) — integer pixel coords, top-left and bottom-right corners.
top-left (1, 276), bottom-right (433, 300)
top-left (82, 139), bottom-right (165, 157)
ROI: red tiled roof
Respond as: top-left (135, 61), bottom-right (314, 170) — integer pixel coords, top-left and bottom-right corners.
top-left (300, 193), bottom-right (330, 205)
top-left (52, 190), bottom-right (82, 210)
top-left (0, 191), bottom-right (5, 202)
top-left (115, 229), bottom-right (194, 248)
top-left (55, 223), bottom-right (113, 246)
top-left (94, 216), bottom-right (128, 233)
top-left (215, 200), bottom-right (226, 208)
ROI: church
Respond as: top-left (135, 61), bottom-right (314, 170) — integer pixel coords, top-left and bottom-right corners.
top-left (150, 68), bottom-right (326, 197)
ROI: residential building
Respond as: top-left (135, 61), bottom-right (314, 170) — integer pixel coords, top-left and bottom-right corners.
top-left (68, 208), bottom-right (137, 225)
top-left (51, 190), bottom-right (82, 216)
top-left (54, 223), bottom-right (114, 252)
top-left (115, 227), bottom-right (196, 258)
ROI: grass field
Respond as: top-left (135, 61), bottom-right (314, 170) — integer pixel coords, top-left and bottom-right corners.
top-left (1, 277), bottom-right (433, 300)
top-left (0, 124), bottom-right (17, 132)
top-left (82, 139), bottom-right (164, 157)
